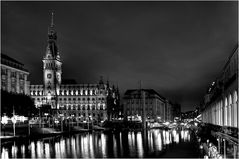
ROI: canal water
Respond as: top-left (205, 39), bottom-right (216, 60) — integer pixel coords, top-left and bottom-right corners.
top-left (1, 129), bottom-right (200, 158)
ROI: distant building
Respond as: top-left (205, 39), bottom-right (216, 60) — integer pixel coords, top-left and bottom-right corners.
top-left (30, 13), bottom-right (120, 122)
top-left (181, 109), bottom-right (199, 121)
top-left (172, 103), bottom-right (181, 120)
top-left (1, 53), bottom-right (30, 95)
top-left (165, 100), bottom-right (174, 121)
top-left (123, 89), bottom-right (167, 122)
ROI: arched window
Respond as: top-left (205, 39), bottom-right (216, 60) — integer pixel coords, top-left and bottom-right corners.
top-left (229, 94), bottom-right (232, 105)
top-left (224, 97), bottom-right (228, 126)
top-left (224, 97), bottom-right (228, 107)
top-left (234, 91), bottom-right (238, 103)
top-left (228, 94), bottom-right (232, 126)
top-left (233, 91), bottom-right (238, 127)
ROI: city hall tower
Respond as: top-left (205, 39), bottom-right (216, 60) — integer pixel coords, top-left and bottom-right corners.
top-left (43, 12), bottom-right (62, 108)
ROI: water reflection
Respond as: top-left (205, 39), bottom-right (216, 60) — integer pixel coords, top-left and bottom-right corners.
top-left (1, 148), bottom-right (9, 159)
top-left (11, 143), bottom-right (17, 158)
top-left (1, 129), bottom-right (193, 158)
top-left (136, 132), bottom-right (143, 157)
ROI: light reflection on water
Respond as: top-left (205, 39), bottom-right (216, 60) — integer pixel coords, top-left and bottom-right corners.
top-left (136, 132), bottom-right (143, 157)
top-left (1, 129), bottom-right (192, 158)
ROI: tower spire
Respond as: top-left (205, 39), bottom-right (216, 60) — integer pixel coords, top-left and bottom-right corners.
top-left (51, 12), bottom-right (54, 27)
top-left (48, 11), bottom-right (57, 41)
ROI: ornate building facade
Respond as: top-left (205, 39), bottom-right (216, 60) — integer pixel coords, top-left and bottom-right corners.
top-left (1, 54), bottom-right (30, 95)
top-left (30, 14), bottom-right (120, 122)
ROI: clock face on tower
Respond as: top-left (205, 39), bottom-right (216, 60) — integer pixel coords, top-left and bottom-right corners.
top-left (47, 73), bottom-right (52, 79)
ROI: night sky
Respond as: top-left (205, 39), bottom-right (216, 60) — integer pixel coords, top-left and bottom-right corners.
top-left (1, 1), bottom-right (238, 112)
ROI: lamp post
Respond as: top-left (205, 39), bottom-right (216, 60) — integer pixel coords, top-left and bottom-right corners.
top-left (44, 113), bottom-right (49, 128)
top-left (223, 139), bottom-right (226, 159)
top-left (11, 116), bottom-right (17, 137)
top-left (77, 115), bottom-right (82, 127)
top-left (217, 138), bottom-right (220, 153)
top-left (61, 117), bottom-right (63, 132)
top-left (39, 108), bottom-right (41, 128)
top-left (207, 139), bottom-right (209, 146)
top-left (1, 115), bottom-right (8, 136)
top-left (87, 117), bottom-right (89, 130)
top-left (91, 116), bottom-right (94, 130)
top-left (28, 119), bottom-right (31, 136)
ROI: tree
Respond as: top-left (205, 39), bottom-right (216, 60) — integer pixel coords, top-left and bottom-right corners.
top-left (1, 90), bottom-right (37, 117)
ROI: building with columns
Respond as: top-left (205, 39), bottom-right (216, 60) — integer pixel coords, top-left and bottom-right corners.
top-left (30, 13), bottom-right (120, 122)
top-left (201, 45), bottom-right (238, 158)
top-left (201, 45), bottom-right (238, 127)
top-left (1, 54), bottom-right (30, 95)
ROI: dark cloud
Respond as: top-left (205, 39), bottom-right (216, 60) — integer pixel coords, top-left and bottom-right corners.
top-left (1, 1), bottom-right (238, 112)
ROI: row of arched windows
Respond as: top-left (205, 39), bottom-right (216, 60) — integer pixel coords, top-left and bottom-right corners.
top-left (202, 90), bottom-right (238, 128)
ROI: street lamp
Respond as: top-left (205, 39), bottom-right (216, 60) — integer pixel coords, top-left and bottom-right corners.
top-left (1, 115), bottom-right (8, 136)
top-left (28, 119), bottom-right (32, 136)
top-left (217, 138), bottom-right (220, 153)
top-left (88, 115), bottom-right (91, 130)
top-left (78, 115), bottom-right (83, 127)
top-left (61, 117), bottom-right (63, 132)
top-left (44, 113), bottom-right (49, 128)
top-left (11, 115), bottom-right (17, 137)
